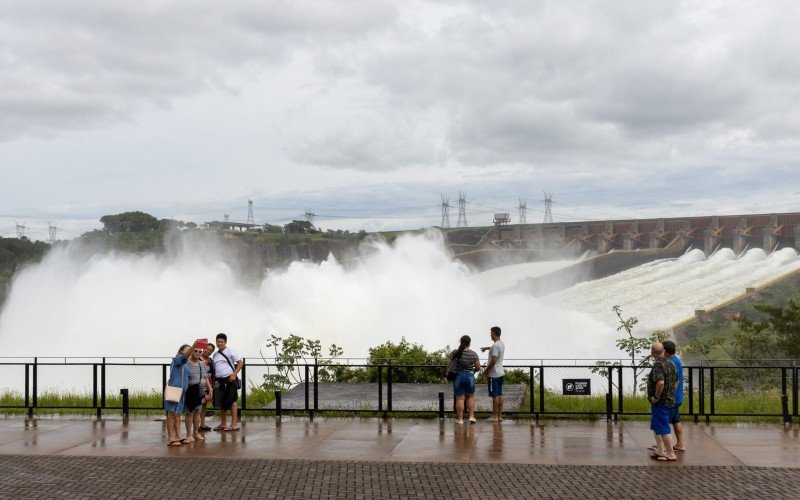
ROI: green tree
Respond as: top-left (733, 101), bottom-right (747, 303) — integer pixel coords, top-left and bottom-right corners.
top-left (593, 305), bottom-right (669, 394)
top-left (100, 211), bottom-right (159, 233)
top-left (283, 220), bottom-right (317, 234)
top-left (336, 338), bottom-right (451, 383)
top-left (733, 300), bottom-right (800, 361)
top-left (259, 334), bottom-right (343, 391)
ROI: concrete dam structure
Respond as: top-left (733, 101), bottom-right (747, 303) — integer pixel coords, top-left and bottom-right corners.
top-left (448, 212), bottom-right (800, 297)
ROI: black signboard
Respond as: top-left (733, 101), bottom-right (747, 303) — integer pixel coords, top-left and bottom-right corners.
top-left (562, 379), bottom-right (591, 395)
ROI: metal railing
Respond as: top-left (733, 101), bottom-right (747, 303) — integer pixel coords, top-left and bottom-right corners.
top-left (1, 359), bottom-right (797, 423)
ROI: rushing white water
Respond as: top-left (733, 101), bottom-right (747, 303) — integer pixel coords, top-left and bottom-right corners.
top-left (0, 232), bottom-right (618, 360)
top-left (469, 259), bottom-right (577, 295)
top-left (544, 247), bottom-right (800, 329)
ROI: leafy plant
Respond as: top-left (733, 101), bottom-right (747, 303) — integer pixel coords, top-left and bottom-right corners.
top-left (592, 305), bottom-right (669, 394)
top-left (260, 334), bottom-right (343, 391)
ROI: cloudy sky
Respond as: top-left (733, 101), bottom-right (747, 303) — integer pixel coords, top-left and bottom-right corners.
top-left (2, 0), bottom-right (799, 240)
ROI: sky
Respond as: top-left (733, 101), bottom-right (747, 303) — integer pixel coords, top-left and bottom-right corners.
top-left (2, 0), bottom-right (800, 241)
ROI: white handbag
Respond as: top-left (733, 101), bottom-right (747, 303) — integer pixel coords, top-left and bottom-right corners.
top-left (164, 362), bottom-right (185, 403)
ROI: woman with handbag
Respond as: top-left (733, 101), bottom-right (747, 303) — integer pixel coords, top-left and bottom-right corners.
top-left (447, 335), bottom-right (481, 424)
top-left (164, 342), bottom-right (197, 446)
top-left (183, 346), bottom-right (213, 443)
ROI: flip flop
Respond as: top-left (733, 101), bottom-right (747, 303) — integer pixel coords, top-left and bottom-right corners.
top-left (194, 434), bottom-right (205, 441)
top-left (673, 447), bottom-right (686, 452)
top-left (212, 425), bottom-right (226, 431)
top-left (468, 418), bottom-right (477, 424)
top-left (167, 440), bottom-right (182, 447)
top-left (229, 426), bottom-right (240, 431)
top-left (184, 437), bottom-right (195, 443)
top-left (651, 454), bottom-right (676, 461)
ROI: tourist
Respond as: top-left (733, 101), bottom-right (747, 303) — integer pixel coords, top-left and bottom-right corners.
top-left (183, 345), bottom-right (213, 442)
top-left (448, 335), bottom-right (481, 424)
top-left (212, 332), bottom-right (244, 431)
top-left (663, 340), bottom-right (685, 452)
top-left (164, 342), bottom-right (197, 446)
top-left (480, 326), bottom-right (505, 422)
top-left (647, 342), bottom-right (678, 461)
top-left (199, 343), bottom-right (215, 431)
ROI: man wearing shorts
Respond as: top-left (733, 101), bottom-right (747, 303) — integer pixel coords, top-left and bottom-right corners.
top-left (647, 342), bottom-right (678, 461)
top-left (663, 340), bottom-right (685, 452)
top-left (212, 332), bottom-right (243, 431)
top-left (481, 326), bottom-right (505, 422)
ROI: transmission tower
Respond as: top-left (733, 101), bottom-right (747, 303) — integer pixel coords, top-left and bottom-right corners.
top-left (440, 194), bottom-right (451, 228)
top-left (518, 198), bottom-right (527, 224)
top-left (223, 214), bottom-right (230, 222)
top-left (14, 221), bottom-right (26, 239)
top-left (304, 208), bottom-right (316, 225)
top-left (47, 222), bottom-right (60, 244)
top-left (246, 199), bottom-right (255, 225)
top-left (456, 191), bottom-right (468, 228)
top-left (543, 192), bottom-right (554, 224)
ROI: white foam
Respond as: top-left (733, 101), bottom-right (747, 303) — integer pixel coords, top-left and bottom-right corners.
top-left (545, 247), bottom-right (800, 330)
top-left (0, 232), bottom-right (620, 360)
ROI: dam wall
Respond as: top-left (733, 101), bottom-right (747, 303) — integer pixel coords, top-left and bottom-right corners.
top-left (448, 211), bottom-right (800, 272)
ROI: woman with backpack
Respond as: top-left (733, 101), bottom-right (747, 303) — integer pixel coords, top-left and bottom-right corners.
top-left (447, 335), bottom-right (481, 424)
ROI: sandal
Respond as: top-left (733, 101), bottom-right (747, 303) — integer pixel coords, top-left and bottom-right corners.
top-left (167, 440), bottom-right (182, 447)
top-left (194, 434), bottom-right (205, 441)
top-left (198, 425), bottom-right (212, 431)
top-left (229, 426), bottom-right (240, 431)
top-left (212, 425), bottom-right (226, 431)
top-left (184, 437), bottom-right (195, 443)
top-left (468, 418), bottom-right (477, 424)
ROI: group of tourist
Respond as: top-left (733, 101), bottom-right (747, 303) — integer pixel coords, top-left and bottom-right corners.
top-left (164, 333), bottom-right (243, 447)
top-left (446, 326), bottom-right (506, 424)
top-left (163, 327), bottom-right (686, 460)
top-left (446, 327), bottom-right (688, 463)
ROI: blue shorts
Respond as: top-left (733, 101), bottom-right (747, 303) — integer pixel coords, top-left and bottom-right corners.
top-left (453, 371), bottom-right (475, 396)
top-left (488, 376), bottom-right (504, 397)
top-left (670, 403), bottom-right (681, 424)
top-left (650, 403), bottom-right (672, 435)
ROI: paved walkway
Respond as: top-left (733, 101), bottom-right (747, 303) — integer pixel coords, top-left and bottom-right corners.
top-left (1, 416), bottom-right (799, 498)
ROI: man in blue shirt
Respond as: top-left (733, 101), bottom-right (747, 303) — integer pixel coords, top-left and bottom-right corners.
top-left (663, 340), bottom-right (685, 452)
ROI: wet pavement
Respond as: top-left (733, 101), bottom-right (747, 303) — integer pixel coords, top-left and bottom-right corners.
top-left (1, 416), bottom-right (799, 498)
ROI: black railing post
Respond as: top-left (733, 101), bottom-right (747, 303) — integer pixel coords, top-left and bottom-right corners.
top-left (698, 367), bottom-right (705, 423)
top-left (688, 367), bottom-right (694, 418)
top-left (120, 389), bottom-right (129, 418)
top-left (793, 366), bottom-right (798, 418)
top-left (24, 364), bottom-right (30, 417)
top-left (100, 357), bottom-right (106, 415)
top-left (313, 360), bottom-right (319, 413)
top-left (708, 367), bottom-right (715, 424)
top-left (93, 364), bottom-right (100, 419)
top-left (240, 359), bottom-right (247, 412)
top-left (387, 364), bottom-right (393, 412)
top-left (438, 392), bottom-right (445, 420)
top-left (538, 366), bottom-right (545, 417)
top-left (304, 364), bottom-right (311, 419)
top-left (162, 363), bottom-right (168, 399)
top-left (617, 366), bottom-right (624, 415)
top-left (378, 365), bottom-right (383, 414)
top-left (32, 357), bottom-right (38, 410)
top-left (275, 391), bottom-right (282, 418)
top-left (607, 366), bottom-right (614, 419)
top-left (528, 365), bottom-right (535, 415)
